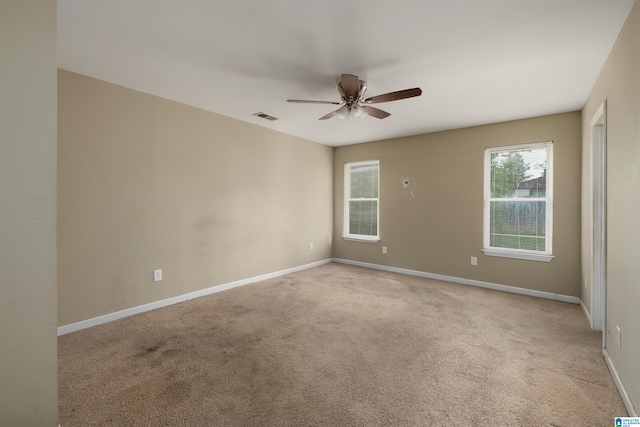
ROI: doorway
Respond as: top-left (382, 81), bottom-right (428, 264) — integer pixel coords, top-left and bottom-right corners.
top-left (590, 101), bottom-right (606, 350)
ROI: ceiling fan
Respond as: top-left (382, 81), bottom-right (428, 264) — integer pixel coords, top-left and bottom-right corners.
top-left (287, 74), bottom-right (422, 120)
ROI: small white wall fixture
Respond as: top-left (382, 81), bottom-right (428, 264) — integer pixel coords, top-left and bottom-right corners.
top-left (590, 101), bottom-right (607, 347)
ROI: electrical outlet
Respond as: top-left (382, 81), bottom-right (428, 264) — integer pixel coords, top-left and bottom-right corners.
top-left (382, 246), bottom-right (387, 254)
top-left (616, 326), bottom-right (621, 349)
top-left (153, 269), bottom-right (162, 282)
top-left (471, 256), bottom-right (478, 266)
top-left (309, 242), bottom-right (313, 250)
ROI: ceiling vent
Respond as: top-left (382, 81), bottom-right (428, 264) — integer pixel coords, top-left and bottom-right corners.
top-left (253, 112), bottom-right (279, 121)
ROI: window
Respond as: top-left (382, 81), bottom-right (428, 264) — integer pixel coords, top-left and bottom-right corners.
top-left (344, 160), bottom-right (379, 242)
top-left (483, 142), bottom-right (554, 262)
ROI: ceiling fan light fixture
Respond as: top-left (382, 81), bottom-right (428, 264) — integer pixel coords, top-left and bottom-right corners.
top-left (336, 104), bottom-right (350, 120)
top-left (351, 103), bottom-right (367, 119)
top-left (336, 103), bottom-right (367, 121)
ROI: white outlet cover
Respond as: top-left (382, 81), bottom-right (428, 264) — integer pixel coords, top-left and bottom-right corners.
top-left (153, 269), bottom-right (162, 281)
top-left (471, 256), bottom-right (478, 266)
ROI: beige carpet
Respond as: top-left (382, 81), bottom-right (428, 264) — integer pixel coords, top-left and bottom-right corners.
top-left (58, 262), bottom-right (627, 426)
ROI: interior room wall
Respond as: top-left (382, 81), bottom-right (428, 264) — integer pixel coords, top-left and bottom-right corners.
top-left (581, 0), bottom-right (639, 413)
top-left (333, 112), bottom-right (582, 297)
top-left (0, 0), bottom-right (59, 425)
top-left (58, 70), bottom-right (333, 326)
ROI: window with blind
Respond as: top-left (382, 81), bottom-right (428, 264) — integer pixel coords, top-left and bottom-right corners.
top-left (482, 142), bottom-right (554, 262)
top-left (344, 160), bottom-right (379, 242)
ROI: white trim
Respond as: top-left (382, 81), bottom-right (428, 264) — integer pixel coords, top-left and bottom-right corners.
top-left (57, 259), bottom-right (332, 336)
top-left (579, 299), bottom-right (592, 327)
top-left (332, 258), bottom-right (579, 304)
top-left (603, 348), bottom-right (637, 416)
top-left (343, 236), bottom-right (380, 243)
top-left (481, 248), bottom-right (554, 262)
top-left (590, 102), bottom-right (606, 127)
top-left (485, 141), bottom-right (553, 153)
top-left (590, 100), bottom-right (607, 338)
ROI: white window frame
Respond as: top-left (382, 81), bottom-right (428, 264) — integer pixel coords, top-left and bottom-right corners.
top-left (344, 160), bottom-right (380, 242)
top-left (482, 141), bottom-right (554, 262)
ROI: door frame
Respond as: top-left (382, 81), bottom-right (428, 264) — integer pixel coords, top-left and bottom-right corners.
top-left (590, 100), bottom-right (607, 350)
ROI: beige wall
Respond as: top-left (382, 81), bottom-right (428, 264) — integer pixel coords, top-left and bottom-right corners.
top-left (0, 0), bottom-right (58, 425)
top-left (582, 0), bottom-right (639, 413)
top-left (54, 2), bottom-right (638, 413)
top-left (58, 70), bottom-right (333, 326)
top-left (334, 112), bottom-right (582, 297)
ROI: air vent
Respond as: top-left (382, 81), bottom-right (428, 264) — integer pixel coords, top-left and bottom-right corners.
top-left (253, 112), bottom-right (279, 121)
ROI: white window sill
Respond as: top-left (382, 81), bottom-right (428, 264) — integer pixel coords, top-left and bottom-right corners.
top-left (481, 248), bottom-right (554, 262)
top-left (343, 236), bottom-right (380, 243)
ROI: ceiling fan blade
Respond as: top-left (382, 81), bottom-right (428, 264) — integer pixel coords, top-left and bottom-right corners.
top-left (287, 99), bottom-right (341, 105)
top-left (319, 110), bottom-right (337, 120)
top-left (341, 74), bottom-right (360, 100)
top-left (362, 106), bottom-right (390, 119)
top-left (364, 88), bottom-right (422, 104)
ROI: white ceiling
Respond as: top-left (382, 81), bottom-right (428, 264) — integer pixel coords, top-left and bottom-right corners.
top-left (58, 0), bottom-right (634, 147)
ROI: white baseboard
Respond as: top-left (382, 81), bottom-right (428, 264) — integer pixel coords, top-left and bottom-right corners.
top-left (58, 257), bottom-right (582, 335)
top-left (57, 259), bottom-right (332, 336)
top-left (58, 257), bottom-right (634, 415)
top-left (331, 258), bottom-right (580, 304)
top-left (603, 348), bottom-right (637, 416)
top-left (579, 299), bottom-right (593, 328)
